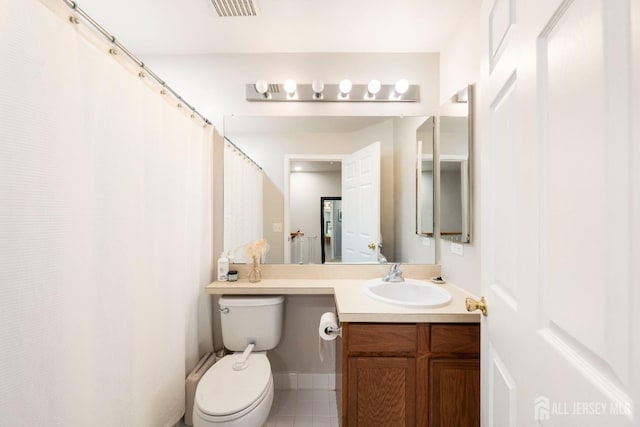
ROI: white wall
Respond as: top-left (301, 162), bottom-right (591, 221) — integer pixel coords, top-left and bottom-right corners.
top-left (439, 15), bottom-right (481, 106)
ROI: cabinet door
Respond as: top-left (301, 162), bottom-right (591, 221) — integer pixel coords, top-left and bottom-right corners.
top-left (429, 358), bottom-right (480, 427)
top-left (347, 357), bottom-right (415, 426)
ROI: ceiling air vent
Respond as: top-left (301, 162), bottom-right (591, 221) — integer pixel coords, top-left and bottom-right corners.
top-left (210, 0), bottom-right (258, 17)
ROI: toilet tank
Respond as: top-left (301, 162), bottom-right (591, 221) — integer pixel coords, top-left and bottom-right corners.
top-left (218, 295), bottom-right (285, 351)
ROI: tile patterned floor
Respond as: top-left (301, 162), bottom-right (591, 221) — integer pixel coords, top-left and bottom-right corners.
top-left (263, 389), bottom-right (339, 427)
top-left (174, 388), bottom-right (339, 427)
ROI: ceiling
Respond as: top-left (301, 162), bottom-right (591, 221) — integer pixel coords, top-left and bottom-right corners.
top-left (74, 0), bottom-right (480, 55)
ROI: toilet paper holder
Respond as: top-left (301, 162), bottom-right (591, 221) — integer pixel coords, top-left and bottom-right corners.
top-left (319, 312), bottom-right (341, 341)
top-left (324, 325), bottom-right (342, 336)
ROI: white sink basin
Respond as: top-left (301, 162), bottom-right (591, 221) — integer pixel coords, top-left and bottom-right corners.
top-left (362, 278), bottom-right (452, 308)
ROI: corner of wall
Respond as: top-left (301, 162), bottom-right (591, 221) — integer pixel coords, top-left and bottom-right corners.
top-left (439, 12), bottom-right (482, 105)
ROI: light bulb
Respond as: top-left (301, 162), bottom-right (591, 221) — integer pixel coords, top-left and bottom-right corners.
top-left (254, 79), bottom-right (268, 95)
top-left (284, 79), bottom-right (297, 95)
top-left (367, 79), bottom-right (381, 95)
top-left (395, 79), bottom-right (409, 94)
top-left (312, 80), bottom-right (325, 94)
top-left (339, 79), bottom-right (352, 94)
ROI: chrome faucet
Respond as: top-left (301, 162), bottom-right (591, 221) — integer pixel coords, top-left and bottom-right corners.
top-left (382, 263), bottom-right (404, 282)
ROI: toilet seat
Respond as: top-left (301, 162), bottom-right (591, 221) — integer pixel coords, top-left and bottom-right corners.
top-left (195, 353), bottom-right (272, 422)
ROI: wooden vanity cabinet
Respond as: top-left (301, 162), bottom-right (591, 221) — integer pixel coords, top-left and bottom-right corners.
top-left (341, 323), bottom-right (479, 427)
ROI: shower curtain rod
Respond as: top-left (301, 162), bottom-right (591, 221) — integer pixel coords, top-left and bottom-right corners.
top-left (224, 137), bottom-right (262, 170)
top-left (62, 0), bottom-right (211, 126)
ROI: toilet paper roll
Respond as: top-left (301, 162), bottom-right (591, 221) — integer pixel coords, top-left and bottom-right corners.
top-left (318, 312), bottom-right (339, 363)
top-left (318, 312), bottom-right (340, 341)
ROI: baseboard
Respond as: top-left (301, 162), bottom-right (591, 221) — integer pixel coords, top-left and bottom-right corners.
top-left (273, 372), bottom-right (336, 390)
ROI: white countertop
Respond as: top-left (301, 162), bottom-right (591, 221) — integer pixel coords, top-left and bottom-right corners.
top-left (205, 279), bottom-right (480, 323)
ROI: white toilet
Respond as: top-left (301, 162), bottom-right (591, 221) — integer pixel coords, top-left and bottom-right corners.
top-left (193, 295), bottom-right (285, 427)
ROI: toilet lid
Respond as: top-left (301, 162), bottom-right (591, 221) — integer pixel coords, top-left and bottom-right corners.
top-left (195, 353), bottom-right (271, 417)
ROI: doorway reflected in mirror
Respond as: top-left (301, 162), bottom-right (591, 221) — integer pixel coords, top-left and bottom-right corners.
top-left (321, 197), bottom-right (342, 263)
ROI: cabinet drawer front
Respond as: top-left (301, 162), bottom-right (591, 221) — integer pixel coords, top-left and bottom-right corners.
top-left (430, 324), bottom-right (480, 354)
top-left (347, 324), bottom-right (417, 353)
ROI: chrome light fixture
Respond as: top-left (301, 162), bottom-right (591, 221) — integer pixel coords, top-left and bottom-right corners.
top-left (246, 79), bottom-right (418, 102)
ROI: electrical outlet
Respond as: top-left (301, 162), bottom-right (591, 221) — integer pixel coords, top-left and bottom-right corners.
top-left (273, 223), bottom-right (283, 232)
top-left (451, 242), bottom-right (464, 256)
top-left (422, 237), bottom-right (431, 247)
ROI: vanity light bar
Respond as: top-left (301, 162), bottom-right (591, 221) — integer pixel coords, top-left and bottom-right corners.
top-left (245, 83), bottom-right (419, 102)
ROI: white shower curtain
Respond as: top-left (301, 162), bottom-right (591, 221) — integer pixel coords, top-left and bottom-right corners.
top-left (223, 143), bottom-right (264, 263)
top-left (0, 1), bottom-right (214, 426)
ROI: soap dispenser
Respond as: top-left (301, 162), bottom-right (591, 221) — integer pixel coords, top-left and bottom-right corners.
top-left (217, 252), bottom-right (229, 281)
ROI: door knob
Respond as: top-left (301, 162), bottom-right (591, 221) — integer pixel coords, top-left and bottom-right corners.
top-left (368, 243), bottom-right (376, 250)
top-left (465, 296), bottom-right (487, 317)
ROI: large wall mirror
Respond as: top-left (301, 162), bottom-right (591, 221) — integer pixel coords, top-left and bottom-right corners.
top-left (439, 84), bottom-right (474, 243)
top-left (224, 115), bottom-right (436, 265)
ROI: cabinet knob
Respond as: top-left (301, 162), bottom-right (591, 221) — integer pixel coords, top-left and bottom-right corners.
top-left (465, 296), bottom-right (488, 317)
top-left (368, 243), bottom-right (376, 250)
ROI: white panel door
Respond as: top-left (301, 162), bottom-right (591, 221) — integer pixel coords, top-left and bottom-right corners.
top-left (479, 0), bottom-right (638, 425)
top-left (341, 142), bottom-right (381, 263)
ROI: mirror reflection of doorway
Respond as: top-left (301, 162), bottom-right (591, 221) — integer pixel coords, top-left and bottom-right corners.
top-left (321, 197), bottom-right (342, 263)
